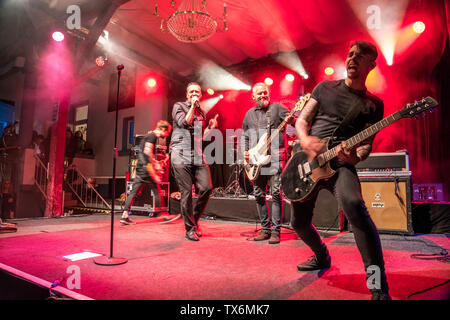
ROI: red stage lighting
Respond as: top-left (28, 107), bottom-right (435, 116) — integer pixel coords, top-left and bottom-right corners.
top-left (413, 21), bottom-right (425, 34)
top-left (264, 77), bottom-right (273, 86)
top-left (285, 74), bottom-right (295, 82)
top-left (52, 31), bottom-right (64, 42)
top-left (207, 88), bottom-right (215, 95)
top-left (146, 78), bottom-right (157, 88)
top-left (324, 67), bottom-right (334, 76)
top-left (95, 56), bottom-right (106, 68)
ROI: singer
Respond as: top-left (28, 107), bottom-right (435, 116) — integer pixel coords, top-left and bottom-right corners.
top-left (169, 82), bottom-right (219, 241)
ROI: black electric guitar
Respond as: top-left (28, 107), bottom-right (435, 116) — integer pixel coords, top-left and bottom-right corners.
top-left (244, 94), bottom-right (310, 181)
top-left (281, 96), bottom-right (438, 202)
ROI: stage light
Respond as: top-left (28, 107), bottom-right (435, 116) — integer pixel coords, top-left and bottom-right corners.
top-left (219, 94), bottom-right (224, 99)
top-left (207, 88), bottom-right (215, 95)
top-left (302, 74), bottom-right (309, 79)
top-left (264, 77), bottom-right (273, 86)
top-left (413, 21), bottom-right (425, 34)
top-left (95, 56), bottom-right (106, 68)
top-left (197, 61), bottom-right (251, 91)
top-left (147, 78), bottom-right (157, 88)
top-left (274, 52), bottom-right (308, 82)
top-left (324, 67), bottom-right (334, 76)
top-left (285, 74), bottom-right (295, 82)
top-left (52, 31), bottom-right (64, 42)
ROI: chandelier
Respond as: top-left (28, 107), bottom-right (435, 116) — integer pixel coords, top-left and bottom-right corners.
top-left (154, 0), bottom-right (228, 43)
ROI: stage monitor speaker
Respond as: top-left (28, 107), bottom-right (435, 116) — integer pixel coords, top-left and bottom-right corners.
top-left (359, 177), bottom-right (413, 235)
top-left (312, 189), bottom-right (344, 231)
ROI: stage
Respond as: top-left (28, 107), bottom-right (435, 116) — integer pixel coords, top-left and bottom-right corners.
top-left (0, 208), bottom-right (449, 302)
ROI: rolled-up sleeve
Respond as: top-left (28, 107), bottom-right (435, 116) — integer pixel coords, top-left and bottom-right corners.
top-left (172, 102), bottom-right (190, 128)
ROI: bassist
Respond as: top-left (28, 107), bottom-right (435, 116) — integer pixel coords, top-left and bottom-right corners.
top-left (292, 40), bottom-right (390, 300)
top-left (242, 82), bottom-right (294, 244)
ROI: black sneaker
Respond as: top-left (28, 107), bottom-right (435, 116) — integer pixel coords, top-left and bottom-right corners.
top-left (120, 217), bottom-right (135, 225)
top-left (371, 290), bottom-right (392, 300)
top-left (186, 230), bottom-right (199, 241)
top-left (297, 254), bottom-right (331, 272)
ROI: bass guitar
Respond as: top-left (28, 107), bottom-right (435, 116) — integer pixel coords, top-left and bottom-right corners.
top-left (244, 94), bottom-right (310, 181)
top-left (281, 96), bottom-right (438, 202)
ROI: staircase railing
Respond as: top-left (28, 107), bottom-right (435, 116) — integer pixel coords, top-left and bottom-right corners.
top-left (64, 165), bottom-right (111, 210)
top-left (34, 155), bottom-right (48, 199)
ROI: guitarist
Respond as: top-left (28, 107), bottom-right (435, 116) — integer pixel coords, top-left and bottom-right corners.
top-left (120, 121), bottom-right (172, 225)
top-left (291, 41), bottom-right (390, 300)
top-left (242, 82), bottom-right (293, 244)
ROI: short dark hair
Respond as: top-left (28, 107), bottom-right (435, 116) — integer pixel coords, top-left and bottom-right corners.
top-left (155, 120), bottom-right (171, 131)
top-left (349, 40), bottom-right (378, 60)
top-left (186, 82), bottom-right (201, 92)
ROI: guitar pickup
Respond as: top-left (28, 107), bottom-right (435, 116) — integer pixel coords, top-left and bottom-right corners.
top-left (303, 162), bottom-right (311, 174)
top-left (297, 164), bottom-right (303, 178)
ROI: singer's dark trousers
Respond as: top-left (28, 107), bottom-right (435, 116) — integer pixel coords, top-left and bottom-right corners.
top-left (291, 165), bottom-right (389, 292)
top-left (171, 162), bottom-right (212, 233)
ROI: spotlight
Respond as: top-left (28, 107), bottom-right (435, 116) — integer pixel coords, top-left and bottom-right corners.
top-left (207, 88), bottom-right (215, 95)
top-left (52, 31), bottom-right (65, 42)
top-left (285, 74), bottom-right (295, 82)
top-left (219, 94), bottom-right (224, 99)
top-left (324, 67), bottom-right (334, 76)
top-left (413, 21), bottom-right (425, 34)
top-left (264, 77), bottom-right (273, 86)
top-left (302, 74), bottom-right (309, 79)
top-left (147, 78), bottom-right (157, 88)
top-left (95, 56), bottom-right (107, 68)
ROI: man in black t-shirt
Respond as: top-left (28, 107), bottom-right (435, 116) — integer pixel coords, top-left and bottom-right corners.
top-left (292, 41), bottom-right (391, 300)
top-left (242, 82), bottom-right (291, 244)
top-left (120, 121), bottom-right (172, 225)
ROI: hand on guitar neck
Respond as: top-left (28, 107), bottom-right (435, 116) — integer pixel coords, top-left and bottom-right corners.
top-left (336, 141), bottom-right (360, 165)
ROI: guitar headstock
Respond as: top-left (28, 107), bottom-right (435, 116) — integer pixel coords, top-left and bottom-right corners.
top-left (400, 96), bottom-right (438, 118)
top-left (294, 93), bottom-right (311, 112)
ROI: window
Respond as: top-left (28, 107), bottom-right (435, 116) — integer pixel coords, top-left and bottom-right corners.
top-left (122, 116), bottom-right (134, 152)
top-left (74, 104), bottom-right (88, 140)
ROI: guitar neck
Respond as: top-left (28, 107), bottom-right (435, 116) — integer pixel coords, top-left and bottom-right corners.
top-left (322, 110), bottom-right (402, 162)
top-left (265, 109), bottom-right (296, 148)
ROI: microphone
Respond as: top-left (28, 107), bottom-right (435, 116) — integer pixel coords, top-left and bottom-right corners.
top-left (117, 64), bottom-right (124, 71)
top-left (194, 100), bottom-right (200, 109)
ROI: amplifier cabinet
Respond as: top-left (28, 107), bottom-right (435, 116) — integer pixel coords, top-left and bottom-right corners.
top-left (358, 176), bottom-right (413, 235)
top-left (126, 181), bottom-right (170, 214)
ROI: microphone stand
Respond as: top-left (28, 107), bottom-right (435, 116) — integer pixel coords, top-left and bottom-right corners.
top-left (94, 65), bottom-right (128, 266)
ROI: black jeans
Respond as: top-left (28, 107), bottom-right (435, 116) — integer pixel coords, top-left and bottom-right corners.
top-left (123, 175), bottom-right (160, 211)
top-left (291, 165), bottom-right (388, 292)
top-left (171, 162), bottom-right (212, 233)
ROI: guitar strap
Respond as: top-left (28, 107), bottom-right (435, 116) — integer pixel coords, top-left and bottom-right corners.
top-left (331, 94), bottom-right (363, 143)
top-left (265, 104), bottom-right (272, 155)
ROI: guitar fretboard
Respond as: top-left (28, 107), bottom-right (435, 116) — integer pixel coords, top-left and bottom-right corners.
top-left (322, 111), bottom-right (402, 163)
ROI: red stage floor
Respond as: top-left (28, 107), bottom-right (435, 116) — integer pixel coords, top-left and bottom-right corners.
top-left (0, 213), bottom-right (449, 301)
